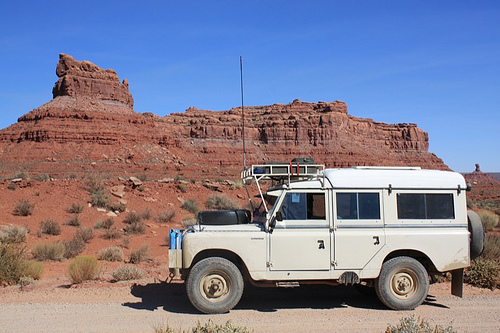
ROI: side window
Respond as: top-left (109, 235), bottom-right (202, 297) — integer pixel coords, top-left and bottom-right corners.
top-left (397, 193), bottom-right (455, 219)
top-left (280, 193), bottom-right (325, 220)
top-left (336, 193), bottom-right (380, 220)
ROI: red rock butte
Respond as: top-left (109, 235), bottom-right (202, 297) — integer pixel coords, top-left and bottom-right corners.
top-left (0, 54), bottom-right (448, 180)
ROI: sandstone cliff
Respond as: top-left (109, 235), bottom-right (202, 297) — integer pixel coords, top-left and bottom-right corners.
top-left (0, 54), bottom-right (448, 179)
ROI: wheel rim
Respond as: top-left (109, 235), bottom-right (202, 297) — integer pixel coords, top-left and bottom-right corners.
top-left (200, 271), bottom-right (230, 303)
top-left (390, 269), bottom-right (418, 300)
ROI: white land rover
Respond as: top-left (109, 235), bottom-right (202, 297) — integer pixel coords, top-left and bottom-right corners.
top-left (168, 162), bottom-right (484, 314)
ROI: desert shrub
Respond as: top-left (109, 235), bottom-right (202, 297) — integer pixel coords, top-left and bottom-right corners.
top-left (66, 214), bottom-right (81, 227)
top-left (7, 183), bottom-right (17, 191)
top-left (112, 265), bottom-right (144, 281)
top-left (0, 243), bottom-right (26, 284)
top-left (181, 198), bottom-right (200, 214)
top-left (482, 234), bottom-right (500, 261)
top-left (109, 201), bottom-right (126, 213)
top-left (90, 190), bottom-right (111, 208)
top-left (177, 184), bottom-right (187, 193)
top-left (98, 246), bottom-right (124, 262)
top-left (385, 315), bottom-right (456, 333)
top-left (63, 237), bottom-right (85, 259)
top-left (32, 242), bottom-right (65, 261)
top-left (32, 173), bottom-right (49, 182)
top-left (67, 203), bottom-right (84, 214)
top-left (478, 210), bottom-right (499, 232)
top-left (205, 194), bottom-right (240, 210)
top-left (21, 259), bottom-right (44, 280)
top-left (156, 210), bottom-right (175, 224)
top-left (129, 244), bottom-right (150, 263)
top-left (14, 199), bottom-right (34, 216)
top-left (121, 236), bottom-right (131, 249)
top-left (103, 228), bottom-right (122, 240)
top-left (181, 218), bottom-right (197, 229)
top-left (68, 255), bottom-right (99, 284)
top-left (84, 174), bottom-right (104, 194)
top-left (123, 211), bottom-right (142, 225)
top-left (464, 259), bottom-right (500, 289)
top-left (75, 227), bottom-right (94, 243)
top-left (39, 220), bottom-right (61, 236)
top-left (155, 320), bottom-right (252, 333)
top-left (140, 208), bottom-right (153, 220)
top-left (231, 180), bottom-right (243, 190)
top-left (124, 221), bottom-right (146, 234)
top-left (0, 225), bottom-right (28, 243)
top-left (94, 217), bottom-right (115, 230)
top-left (14, 171), bottom-right (30, 180)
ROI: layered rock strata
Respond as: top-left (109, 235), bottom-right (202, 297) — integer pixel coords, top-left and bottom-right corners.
top-left (0, 54), bottom-right (448, 179)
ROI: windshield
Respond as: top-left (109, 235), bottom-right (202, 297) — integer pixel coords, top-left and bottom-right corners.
top-left (252, 190), bottom-right (282, 223)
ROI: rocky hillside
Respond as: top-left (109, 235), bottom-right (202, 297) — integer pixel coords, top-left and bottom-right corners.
top-left (0, 54), bottom-right (448, 180)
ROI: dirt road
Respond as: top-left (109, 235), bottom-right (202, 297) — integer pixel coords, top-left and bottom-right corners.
top-left (1, 281), bottom-right (499, 333)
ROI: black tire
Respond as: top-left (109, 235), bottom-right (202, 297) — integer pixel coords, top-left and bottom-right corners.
top-left (375, 256), bottom-right (429, 310)
top-left (468, 210), bottom-right (485, 260)
top-left (186, 257), bottom-right (244, 314)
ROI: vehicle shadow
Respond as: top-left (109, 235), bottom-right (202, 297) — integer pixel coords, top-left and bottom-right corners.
top-left (122, 281), bottom-right (447, 314)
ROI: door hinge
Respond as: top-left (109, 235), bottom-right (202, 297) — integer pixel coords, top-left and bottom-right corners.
top-left (331, 261), bottom-right (337, 267)
top-left (266, 261), bottom-right (273, 267)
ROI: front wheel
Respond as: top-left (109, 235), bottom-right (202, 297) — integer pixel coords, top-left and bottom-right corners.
top-left (375, 256), bottom-right (429, 310)
top-left (186, 257), bottom-right (244, 314)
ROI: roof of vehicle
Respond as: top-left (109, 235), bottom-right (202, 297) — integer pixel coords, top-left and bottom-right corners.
top-left (320, 166), bottom-right (466, 190)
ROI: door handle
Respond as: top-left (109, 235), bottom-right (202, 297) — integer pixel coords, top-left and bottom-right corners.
top-left (373, 236), bottom-right (380, 245)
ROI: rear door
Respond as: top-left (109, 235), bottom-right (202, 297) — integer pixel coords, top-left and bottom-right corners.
top-left (334, 191), bottom-right (386, 269)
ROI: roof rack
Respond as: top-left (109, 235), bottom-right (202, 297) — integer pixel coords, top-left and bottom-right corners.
top-left (241, 162), bottom-right (325, 213)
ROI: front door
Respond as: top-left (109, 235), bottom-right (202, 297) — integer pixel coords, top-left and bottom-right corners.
top-left (269, 191), bottom-right (331, 271)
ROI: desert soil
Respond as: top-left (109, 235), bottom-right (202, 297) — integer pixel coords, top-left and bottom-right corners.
top-left (1, 278), bottom-right (499, 333)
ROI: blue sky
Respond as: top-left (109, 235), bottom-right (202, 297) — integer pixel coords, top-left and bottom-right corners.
top-left (1, 1), bottom-right (499, 172)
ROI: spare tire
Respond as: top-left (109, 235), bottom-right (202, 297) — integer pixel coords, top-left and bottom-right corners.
top-left (198, 210), bottom-right (251, 226)
top-left (468, 210), bottom-right (485, 260)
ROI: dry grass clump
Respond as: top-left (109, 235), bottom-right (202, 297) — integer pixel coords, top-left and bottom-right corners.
top-left (1, 244), bottom-right (44, 285)
top-left (385, 315), bottom-right (456, 333)
top-left (112, 265), bottom-right (144, 281)
top-left (63, 237), bottom-right (85, 259)
top-left (68, 255), bottom-right (99, 284)
top-left (129, 244), bottom-right (150, 263)
top-left (205, 194), bottom-right (240, 210)
top-left (67, 203), bottom-right (84, 214)
top-left (154, 320), bottom-right (252, 333)
top-left (32, 242), bottom-right (65, 261)
top-left (103, 228), bottom-right (122, 240)
top-left (155, 210), bottom-right (175, 224)
top-left (94, 217), bottom-right (115, 230)
top-left (0, 225), bottom-right (28, 243)
top-left (98, 246), bottom-right (124, 262)
top-left (181, 198), bottom-right (200, 214)
top-left (478, 210), bottom-right (499, 232)
top-left (38, 220), bottom-right (61, 236)
top-left (75, 227), bottom-right (94, 243)
top-left (13, 199), bottom-right (34, 216)
top-left (21, 260), bottom-right (44, 280)
top-left (66, 214), bottom-right (81, 227)
top-left (123, 211), bottom-right (146, 234)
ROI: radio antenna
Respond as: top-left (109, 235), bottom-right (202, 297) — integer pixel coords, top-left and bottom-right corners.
top-left (240, 56), bottom-right (246, 169)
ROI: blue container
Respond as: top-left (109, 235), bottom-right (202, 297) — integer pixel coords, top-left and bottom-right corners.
top-left (169, 229), bottom-right (182, 250)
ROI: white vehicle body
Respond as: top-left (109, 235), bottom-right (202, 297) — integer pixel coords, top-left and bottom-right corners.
top-left (169, 165), bottom-right (482, 313)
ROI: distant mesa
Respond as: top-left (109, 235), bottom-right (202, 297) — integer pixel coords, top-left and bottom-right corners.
top-left (0, 54), bottom-right (449, 179)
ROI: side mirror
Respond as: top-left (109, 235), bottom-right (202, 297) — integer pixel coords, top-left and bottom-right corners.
top-left (276, 211), bottom-right (283, 221)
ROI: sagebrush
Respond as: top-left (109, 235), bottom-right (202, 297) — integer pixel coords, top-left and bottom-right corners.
top-left (98, 246), bottom-right (124, 262)
top-left (14, 199), bottom-right (34, 216)
top-left (68, 255), bottom-right (99, 284)
top-left (0, 225), bottom-right (28, 243)
top-left (112, 265), bottom-right (144, 281)
top-left (385, 315), bottom-right (456, 333)
top-left (32, 242), bottom-right (65, 261)
top-left (205, 194), bottom-right (240, 210)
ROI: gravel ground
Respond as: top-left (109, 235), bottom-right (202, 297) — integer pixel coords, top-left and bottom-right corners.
top-left (1, 280), bottom-right (499, 333)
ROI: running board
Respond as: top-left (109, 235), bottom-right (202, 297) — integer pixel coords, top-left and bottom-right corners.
top-left (276, 281), bottom-right (300, 288)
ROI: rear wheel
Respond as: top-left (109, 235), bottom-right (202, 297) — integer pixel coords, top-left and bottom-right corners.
top-left (375, 256), bottom-right (429, 310)
top-left (186, 257), bottom-right (244, 314)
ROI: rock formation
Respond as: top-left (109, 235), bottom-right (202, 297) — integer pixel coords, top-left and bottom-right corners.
top-left (0, 54), bottom-right (449, 180)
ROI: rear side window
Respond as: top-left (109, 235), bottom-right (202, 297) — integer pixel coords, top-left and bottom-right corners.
top-left (397, 193), bottom-right (455, 219)
top-left (336, 193), bottom-right (380, 220)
